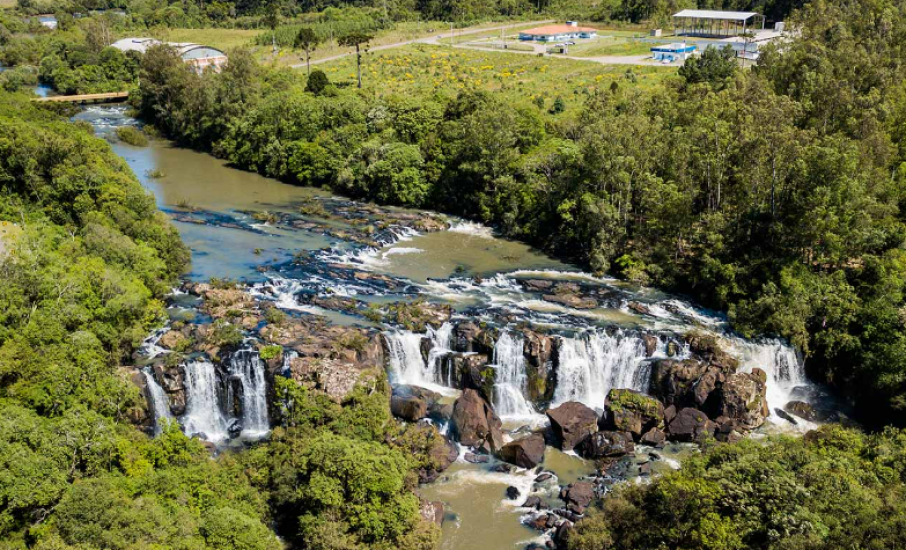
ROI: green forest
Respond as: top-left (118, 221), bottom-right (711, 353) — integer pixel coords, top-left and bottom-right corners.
top-left (4, 0), bottom-right (906, 549)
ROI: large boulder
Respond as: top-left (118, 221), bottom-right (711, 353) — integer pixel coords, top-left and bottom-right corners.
top-left (560, 481), bottom-right (595, 514)
top-left (784, 400), bottom-right (819, 422)
top-left (546, 402), bottom-right (599, 451)
top-left (577, 430), bottom-right (634, 459)
top-left (602, 389), bottom-right (665, 440)
top-left (650, 359), bottom-right (724, 408)
top-left (684, 333), bottom-right (739, 370)
top-left (451, 389), bottom-right (504, 451)
top-left (522, 330), bottom-right (558, 408)
top-left (666, 407), bottom-right (717, 442)
top-left (713, 369), bottom-right (769, 430)
top-left (452, 322), bottom-right (496, 355)
top-left (498, 433), bottom-right (546, 469)
top-left (390, 385), bottom-right (440, 422)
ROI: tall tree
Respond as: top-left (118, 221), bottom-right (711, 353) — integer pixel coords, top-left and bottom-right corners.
top-left (294, 27), bottom-right (321, 76)
top-left (263, 1), bottom-right (282, 55)
top-left (338, 31), bottom-right (373, 89)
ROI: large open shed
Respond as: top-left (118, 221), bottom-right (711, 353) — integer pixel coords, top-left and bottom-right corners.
top-left (673, 10), bottom-right (766, 37)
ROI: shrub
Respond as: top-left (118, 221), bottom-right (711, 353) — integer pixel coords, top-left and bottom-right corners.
top-left (115, 125), bottom-right (149, 146)
top-left (306, 69), bottom-right (330, 95)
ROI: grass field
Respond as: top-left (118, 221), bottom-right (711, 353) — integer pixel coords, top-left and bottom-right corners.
top-left (316, 43), bottom-right (673, 115)
top-left (566, 36), bottom-right (655, 57)
top-left (157, 28), bottom-right (261, 51)
top-left (0, 0), bottom-right (17, 8)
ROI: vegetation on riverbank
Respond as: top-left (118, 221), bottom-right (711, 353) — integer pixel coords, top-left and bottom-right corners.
top-left (129, 0), bottom-right (906, 427)
top-left (569, 425), bottom-right (906, 550)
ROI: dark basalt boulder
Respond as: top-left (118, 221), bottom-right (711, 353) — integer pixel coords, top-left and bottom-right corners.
top-left (650, 359), bottom-right (730, 408)
top-left (452, 389), bottom-right (504, 451)
top-left (506, 486), bottom-right (521, 500)
top-left (640, 427), bottom-right (666, 446)
top-left (560, 481), bottom-right (595, 514)
top-left (713, 369), bottom-right (769, 430)
top-left (464, 452), bottom-right (489, 464)
top-left (519, 279), bottom-right (555, 292)
top-left (542, 293), bottom-right (598, 309)
top-left (452, 321), bottom-right (496, 355)
top-left (684, 333), bottom-right (739, 370)
top-left (784, 400), bottom-right (819, 422)
top-left (440, 352), bottom-right (494, 402)
top-left (602, 389), bottom-right (665, 440)
top-left (390, 385), bottom-right (440, 422)
top-left (642, 334), bottom-right (659, 357)
top-left (577, 430), bottom-right (634, 459)
top-left (523, 496), bottom-right (543, 509)
top-left (522, 330), bottom-right (558, 408)
top-left (667, 407), bottom-right (717, 442)
top-left (546, 401), bottom-right (599, 451)
top-left (498, 433), bottom-right (546, 469)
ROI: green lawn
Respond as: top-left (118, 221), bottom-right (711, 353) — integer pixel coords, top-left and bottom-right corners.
top-left (154, 28), bottom-right (261, 51)
top-left (565, 36), bottom-right (657, 57)
top-left (316, 43), bottom-right (673, 115)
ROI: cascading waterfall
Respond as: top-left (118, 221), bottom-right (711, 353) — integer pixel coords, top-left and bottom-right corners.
top-left (733, 339), bottom-right (809, 420)
top-left (552, 330), bottom-right (652, 410)
top-left (142, 368), bottom-right (173, 434)
top-left (385, 323), bottom-right (454, 390)
top-left (181, 358), bottom-right (230, 442)
top-left (227, 349), bottom-right (270, 437)
top-left (492, 332), bottom-right (537, 419)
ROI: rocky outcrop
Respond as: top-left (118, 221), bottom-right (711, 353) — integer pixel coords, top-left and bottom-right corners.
top-left (560, 481), bottom-right (595, 514)
top-left (522, 330), bottom-right (557, 408)
top-left (542, 293), bottom-right (598, 309)
top-left (602, 389), bottom-right (665, 440)
top-left (286, 355), bottom-right (380, 402)
top-left (440, 352), bottom-right (494, 403)
top-left (714, 369), bottom-right (769, 430)
top-left (390, 385), bottom-right (438, 422)
top-left (546, 402), bottom-right (599, 451)
top-left (151, 363), bottom-right (187, 416)
top-left (666, 407), bottom-right (716, 442)
top-left (451, 389), bottom-right (504, 452)
top-left (577, 430), bottom-right (634, 459)
top-left (498, 433), bottom-right (546, 469)
top-left (452, 322), bottom-right (496, 355)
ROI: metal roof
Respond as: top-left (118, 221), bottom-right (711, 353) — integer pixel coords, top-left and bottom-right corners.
top-left (110, 38), bottom-right (225, 56)
top-left (673, 9), bottom-right (758, 20)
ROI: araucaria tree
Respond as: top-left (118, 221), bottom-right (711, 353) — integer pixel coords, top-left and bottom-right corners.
top-left (338, 31), bottom-right (373, 88)
top-left (294, 27), bottom-right (321, 76)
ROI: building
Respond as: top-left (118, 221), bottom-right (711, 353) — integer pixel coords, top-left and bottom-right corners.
top-left (519, 22), bottom-right (598, 42)
top-left (110, 38), bottom-right (228, 72)
top-left (651, 43), bottom-right (697, 62)
top-left (672, 10), bottom-right (766, 37)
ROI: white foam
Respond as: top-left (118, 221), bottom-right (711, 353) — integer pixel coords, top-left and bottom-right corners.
top-left (448, 221), bottom-right (495, 238)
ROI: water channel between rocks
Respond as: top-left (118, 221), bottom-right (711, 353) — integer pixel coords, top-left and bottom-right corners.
top-left (79, 104), bottom-right (836, 550)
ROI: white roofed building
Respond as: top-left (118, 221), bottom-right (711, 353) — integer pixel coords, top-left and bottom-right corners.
top-left (110, 38), bottom-right (228, 72)
top-left (673, 10), bottom-right (766, 37)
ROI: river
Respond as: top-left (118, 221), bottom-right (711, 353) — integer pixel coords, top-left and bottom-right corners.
top-left (77, 104), bottom-right (836, 550)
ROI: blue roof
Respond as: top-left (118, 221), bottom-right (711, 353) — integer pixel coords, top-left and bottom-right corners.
top-left (651, 43), bottom-right (697, 53)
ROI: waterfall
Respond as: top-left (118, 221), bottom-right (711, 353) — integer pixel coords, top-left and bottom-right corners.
top-left (181, 358), bottom-right (230, 442)
top-left (227, 349), bottom-right (270, 437)
top-left (552, 330), bottom-right (651, 410)
top-left (492, 332), bottom-right (537, 419)
top-left (385, 322), bottom-right (453, 390)
top-left (733, 339), bottom-right (809, 419)
top-left (142, 368), bottom-right (173, 434)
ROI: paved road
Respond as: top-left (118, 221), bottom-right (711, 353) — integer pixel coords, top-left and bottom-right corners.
top-left (290, 20), bottom-right (555, 69)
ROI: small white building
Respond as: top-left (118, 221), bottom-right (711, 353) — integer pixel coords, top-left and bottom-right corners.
top-left (110, 38), bottom-right (228, 72)
top-left (519, 22), bottom-right (598, 42)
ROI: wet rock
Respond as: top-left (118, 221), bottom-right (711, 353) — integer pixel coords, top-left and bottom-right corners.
top-left (684, 333), bottom-right (739, 370)
top-left (452, 389), bottom-right (504, 451)
top-left (419, 500), bottom-right (445, 526)
top-left (626, 301), bottom-right (651, 316)
top-left (639, 462), bottom-right (651, 475)
top-left (519, 279), bottom-right (554, 292)
top-left (554, 522), bottom-right (573, 548)
top-left (535, 472), bottom-right (554, 483)
top-left (714, 369), bottom-right (769, 430)
top-left (498, 433), bottom-right (546, 469)
top-left (642, 334), bottom-right (659, 357)
top-left (602, 389), bottom-right (665, 440)
top-left (666, 407), bottom-right (717, 442)
top-left (227, 419), bottom-right (243, 438)
top-left (506, 486), bottom-right (521, 500)
top-left (664, 404), bottom-right (677, 423)
top-left (640, 427), bottom-right (666, 446)
top-left (428, 401), bottom-right (454, 423)
top-left (714, 418), bottom-right (744, 443)
top-left (492, 463), bottom-right (514, 474)
top-left (464, 453), bottom-right (489, 464)
top-left (547, 401), bottom-right (599, 451)
top-left (560, 481), bottom-right (594, 514)
top-left (542, 293), bottom-right (598, 309)
top-left (774, 408), bottom-right (798, 425)
top-left (650, 359), bottom-right (730, 408)
top-left (523, 496), bottom-right (543, 510)
top-left (666, 340), bottom-right (681, 357)
top-left (391, 395), bottom-right (429, 422)
top-left (383, 300), bottom-right (452, 331)
top-left (785, 400), bottom-right (819, 421)
top-left (577, 430), bottom-right (634, 459)
top-left (522, 330), bottom-right (558, 408)
top-left (452, 322), bottom-right (495, 355)
top-left (440, 352), bottom-right (493, 401)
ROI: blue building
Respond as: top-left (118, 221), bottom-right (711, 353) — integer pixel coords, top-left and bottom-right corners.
top-left (651, 43), bottom-right (697, 62)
